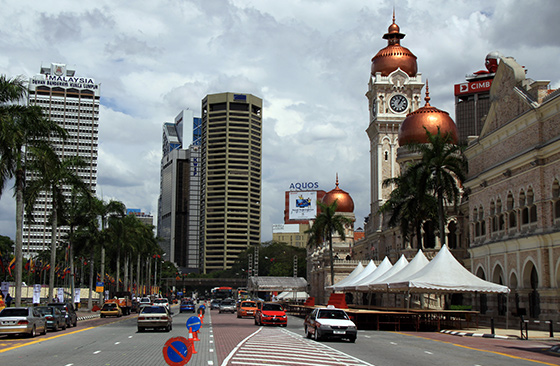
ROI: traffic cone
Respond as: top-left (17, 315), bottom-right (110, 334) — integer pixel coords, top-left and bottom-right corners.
top-left (188, 327), bottom-right (197, 354)
top-left (193, 330), bottom-right (200, 342)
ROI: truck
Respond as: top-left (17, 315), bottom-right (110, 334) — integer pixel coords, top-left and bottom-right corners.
top-left (106, 292), bottom-right (133, 315)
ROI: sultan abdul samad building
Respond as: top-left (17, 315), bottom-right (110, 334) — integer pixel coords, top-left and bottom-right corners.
top-left (349, 15), bottom-right (560, 326)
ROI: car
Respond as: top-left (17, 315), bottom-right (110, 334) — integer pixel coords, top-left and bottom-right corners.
top-left (210, 299), bottom-right (221, 310)
top-left (218, 298), bottom-right (236, 313)
top-left (180, 300), bottom-right (195, 313)
top-left (304, 306), bottom-right (357, 342)
top-left (35, 306), bottom-right (66, 331)
top-left (237, 300), bottom-right (257, 318)
top-left (137, 305), bottom-right (172, 332)
top-left (47, 302), bottom-right (78, 328)
top-left (153, 298), bottom-right (170, 311)
top-left (100, 303), bottom-right (123, 318)
top-left (0, 307), bottom-right (47, 337)
top-left (137, 296), bottom-right (152, 313)
top-left (254, 302), bottom-right (287, 326)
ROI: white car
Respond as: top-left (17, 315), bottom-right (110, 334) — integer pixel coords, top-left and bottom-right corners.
top-left (153, 298), bottom-right (170, 311)
top-left (304, 306), bottom-right (357, 342)
top-left (137, 305), bottom-right (172, 332)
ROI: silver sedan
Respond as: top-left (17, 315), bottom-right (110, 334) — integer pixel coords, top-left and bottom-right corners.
top-left (0, 307), bottom-right (48, 337)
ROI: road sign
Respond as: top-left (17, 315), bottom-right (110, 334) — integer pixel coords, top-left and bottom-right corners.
top-left (163, 337), bottom-right (193, 366)
top-left (186, 316), bottom-right (201, 332)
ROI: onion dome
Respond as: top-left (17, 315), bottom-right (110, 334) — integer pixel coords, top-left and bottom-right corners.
top-left (398, 81), bottom-right (458, 145)
top-left (371, 12), bottom-right (417, 77)
top-left (322, 174), bottom-right (354, 213)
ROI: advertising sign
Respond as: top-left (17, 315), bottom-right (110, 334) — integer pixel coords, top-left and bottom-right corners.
top-left (454, 79), bottom-right (493, 96)
top-left (289, 191), bottom-right (317, 220)
top-left (33, 284), bottom-right (41, 304)
top-left (96, 281), bottom-right (104, 293)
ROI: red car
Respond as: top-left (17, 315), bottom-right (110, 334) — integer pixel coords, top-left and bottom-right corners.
top-left (254, 302), bottom-right (287, 327)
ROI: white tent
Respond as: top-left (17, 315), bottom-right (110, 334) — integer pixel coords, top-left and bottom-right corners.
top-left (369, 249), bottom-right (429, 292)
top-left (326, 261), bottom-right (365, 290)
top-left (360, 254), bottom-right (409, 291)
top-left (350, 257), bottom-right (393, 292)
top-left (388, 245), bottom-right (510, 294)
top-left (334, 260), bottom-right (377, 291)
top-left (276, 291), bottom-right (309, 301)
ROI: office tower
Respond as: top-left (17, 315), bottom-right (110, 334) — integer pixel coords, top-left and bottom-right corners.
top-left (158, 110), bottom-right (201, 273)
top-left (24, 63), bottom-right (99, 254)
top-left (200, 93), bottom-right (262, 273)
top-left (454, 52), bottom-right (499, 143)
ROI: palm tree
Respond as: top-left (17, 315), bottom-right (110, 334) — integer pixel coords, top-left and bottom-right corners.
top-left (306, 200), bottom-right (353, 286)
top-left (380, 164), bottom-right (438, 249)
top-left (0, 75), bottom-right (66, 306)
top-left (25, 148), bottom-right (90, 301)
top-left (406, 128), bottom-right (467, 246)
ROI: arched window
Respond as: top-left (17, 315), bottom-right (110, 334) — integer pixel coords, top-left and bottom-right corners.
top-left (507, 192), bottom-right (517, 229)
top-left (527, 188), bottom-right (537, 223)
top-left (520, 190), bottom-right (529, 225)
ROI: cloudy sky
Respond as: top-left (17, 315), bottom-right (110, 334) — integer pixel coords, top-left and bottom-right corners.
top-left (1, 0), bottom-right (559, 243)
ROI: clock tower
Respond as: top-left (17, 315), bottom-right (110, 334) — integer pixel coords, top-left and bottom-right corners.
top-left (365, 14), bottom-right (424, 235)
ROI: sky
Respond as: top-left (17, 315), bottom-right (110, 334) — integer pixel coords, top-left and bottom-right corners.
top-left (1, 0), bottom-right (559, 243)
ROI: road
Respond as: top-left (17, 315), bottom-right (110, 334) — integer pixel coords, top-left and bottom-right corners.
top-left (0, 305), bottom-right (558, 366)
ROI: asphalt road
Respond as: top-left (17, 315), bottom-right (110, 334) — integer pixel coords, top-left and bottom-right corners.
top-left (0, 306), bottom-right (558, 366)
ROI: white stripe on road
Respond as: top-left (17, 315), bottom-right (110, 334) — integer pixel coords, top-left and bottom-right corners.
top-left (93, 350), bottom-right (101, 354)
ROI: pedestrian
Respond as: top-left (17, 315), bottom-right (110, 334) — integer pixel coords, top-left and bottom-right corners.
top-left (5, 293), bottom-right (12, 307)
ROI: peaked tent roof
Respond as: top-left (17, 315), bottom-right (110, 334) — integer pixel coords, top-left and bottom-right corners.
top-left (369, 249), bottom-right (429, 292)
top-left (335, 260), bottom-right (377, 291)
top-left (359, 254), bottom-right (409, 291)
top-left (388, 245), bottom-right (510, 294)
top-left (350, 257), bottom-right (393, 292)
top-left (327, 261), bottom-right (365, 290)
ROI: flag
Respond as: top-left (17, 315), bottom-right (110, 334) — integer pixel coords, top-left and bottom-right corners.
top-left (8, 257), bottom-right (16, 276)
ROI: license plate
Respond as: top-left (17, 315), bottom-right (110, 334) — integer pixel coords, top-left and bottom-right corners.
top-left (333, 330), bottom-right (345, 334)
top-left (247, 311), bottom-right (253, 314)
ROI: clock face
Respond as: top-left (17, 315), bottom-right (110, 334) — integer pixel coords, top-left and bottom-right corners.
top-left (390, 94), bottom-right (408, 113)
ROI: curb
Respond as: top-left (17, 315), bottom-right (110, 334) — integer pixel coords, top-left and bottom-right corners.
top-left (77, 314), bottom-right (100, 321)
top-left (549, 345), bottom-right (560, 354)
top-left (440, 329), bottom-right (517, 340)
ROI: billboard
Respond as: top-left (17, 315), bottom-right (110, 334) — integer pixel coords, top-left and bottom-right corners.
top-left (454, 79), bottom-right (493, 96)
top-left (289, 191), bottom-right (317, 220)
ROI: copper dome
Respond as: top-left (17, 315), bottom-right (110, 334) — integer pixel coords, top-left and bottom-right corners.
top-left (398, 83), bottom-right (458, 145)
top-left (371, 15), bottom-right (417, 77)
top-left (322, 175), bottom-right (354, 213)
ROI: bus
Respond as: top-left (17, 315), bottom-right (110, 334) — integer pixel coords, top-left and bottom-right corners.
top-left (211, 287), bottom-right (233, 300)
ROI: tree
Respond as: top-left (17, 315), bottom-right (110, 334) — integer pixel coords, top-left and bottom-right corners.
top-left (406, 128), bottom-right (467, 246)
top-left (306, 200), bottom-right (353, 286)
top-left (0, 75), bottom-right (66, 306)
top-left (25, 148), bottom-right (90, 301)
top-left (380, 164), bottom-right (437, 249)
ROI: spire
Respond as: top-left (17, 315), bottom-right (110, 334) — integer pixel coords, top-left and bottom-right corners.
top-left (424, 80), bottom-right (431, 106)
top-left (335, 173), bottom-right (339, 188)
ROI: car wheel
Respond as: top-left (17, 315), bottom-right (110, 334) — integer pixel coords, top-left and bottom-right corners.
top-left (62, 322), bottom-right (67, 330)
top-left (53, 322), bottom-right (59, 332)
top-left (305, 326), bottom-right (311, 338)
top-left (138, 327), bottom-right (143, 333)
top-left (29, 325), bottom-right (36, 338)
top-left (349, 336), bottom-right (356, 343)
top-left (73, 320), bottom-right (77, 327)
top-left (313, 327), bottom-right (320, 341)
top-left (101, 314), bottom-right (105, 318)
top-left (170, 323), bottom-right (173, 331)
top-left (41, 325), bottom-right (47, 335)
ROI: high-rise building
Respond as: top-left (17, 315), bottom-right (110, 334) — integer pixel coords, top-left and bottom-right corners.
top-left (200, 92), bottom-right (262, 273)
top-left (24, 63), bottom-right (99, 254)
top-left (158, 110), bottom-right (201, 273)
top-left (454, 52), bottom-right (499, 143)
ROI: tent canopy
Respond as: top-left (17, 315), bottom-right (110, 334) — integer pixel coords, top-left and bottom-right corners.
top-left (362, 254), bottom-right (409, 290)
top-left (327, 261), bottom-right (365, 290)
top-left (334, 260), bottom-right (377, 291)
top-left (351, 257), bottom-right (393, 291)
top-left (248, 276), bottom-right (308, 292)
top-left (369, 249), bottom-right (429, 292)
top-left (389, 245), bottom-right (510, 294)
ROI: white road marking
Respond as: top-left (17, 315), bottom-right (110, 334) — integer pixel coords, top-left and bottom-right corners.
top-left (424, 351), bottom-right (433, 355)
top-left (210, 348), bottom-right (214, 352)
top-left (390, 341), bottom-right (397, 345)
top-left (93, 350), bottom-right (101, 354)
top-left (208, 362), bottom-right (214, 365)
top-left (115, 342), bottom-right (120, 345)
top-left (128, 335), bottom-right (133, 338)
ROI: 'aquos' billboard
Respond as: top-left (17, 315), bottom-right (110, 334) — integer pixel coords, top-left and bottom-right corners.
top-left (289, 191), bottom-right (317, 220)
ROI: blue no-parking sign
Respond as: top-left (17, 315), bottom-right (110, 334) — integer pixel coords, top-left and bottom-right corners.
top-left (186, 316), bottom-right (201, 332)
top-left (162, 336), bottom-right (193, 366)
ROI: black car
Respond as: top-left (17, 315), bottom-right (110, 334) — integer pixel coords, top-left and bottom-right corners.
top-left (47, 302), bottom-right (78, 328)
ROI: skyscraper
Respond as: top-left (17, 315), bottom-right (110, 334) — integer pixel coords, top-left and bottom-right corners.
top-left (24, 63), bottom-right (99, 254)
top-left (200, 93), bottom-right (262, 273)
top-left (158, 110), bottom-right (201, 273)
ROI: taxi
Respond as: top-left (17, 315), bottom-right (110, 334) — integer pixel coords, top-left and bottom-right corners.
top-left (100, 303), bottom-right (123, 318)
top-left (236, 300), bottom-right (257, 318)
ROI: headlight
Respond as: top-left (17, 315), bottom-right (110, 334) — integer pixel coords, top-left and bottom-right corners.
top-left (347, 325), bottom-right (356, 330)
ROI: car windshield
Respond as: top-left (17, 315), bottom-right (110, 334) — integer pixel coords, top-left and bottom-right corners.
top-left (262, 304), bottom-right (283, 311)
top-left (241, 302), bottom-right (255, 307)
top-left (0, 308), bottom-right (28, 317)
top-left (35, 307), bottom-right (53, 315)
top-left (221, 300), bottom-right (234, 305)
top-left (103, 304), bottom-right (117, 310)
top-left (154, 299), bottom-right (167, 304)
top-left (317, 310), bottom-right (349, 320)
top-left (142, 306), bottom-right (166, 314)
top-left (140, 297), bottom-right (150, 303)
